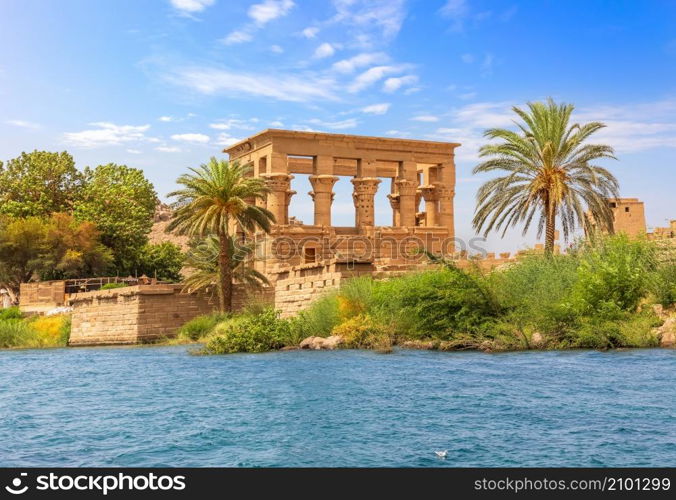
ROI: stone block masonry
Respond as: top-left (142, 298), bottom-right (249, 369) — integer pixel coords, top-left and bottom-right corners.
top-left (68, 284), bottom-right (217, 346)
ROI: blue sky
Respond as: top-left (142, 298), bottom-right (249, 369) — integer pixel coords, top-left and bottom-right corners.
top-left (1, 0), bottom-right (674, 252)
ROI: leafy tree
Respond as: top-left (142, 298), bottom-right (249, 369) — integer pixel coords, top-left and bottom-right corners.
top-left (40, 213), bottom-right (112, 280)
top-left (168, 158), bottom-right (273, 311)
top-left (473, 98), bottom-right (619, 255)
top-left (182, 235), bottom-right (269, 299)
top-left (131, 242), bottom-right (185, 282)
top-left (73, 163), bottom-right (157, 270)
top-left (0, 214), bottom-right (111, 294)
top-left (0, 151), bottom-right (82, 217)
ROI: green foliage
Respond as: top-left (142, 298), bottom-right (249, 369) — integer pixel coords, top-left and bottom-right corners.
top-left (73, 163), bottom-right (157, 271)
top-left (182, 235), bottom-right (268, 298)
top-left (177, 312), bottom-right (231, 341)
top-left (291, 234), bottom-right (670, 353)
top-left (0, 306), bottom-right (22, 320)
top-left (100, 282), bottom-right (128, 290)
top-left (331, 314), bottom-right (394, 351)
top-left (202, 308), bottom-right (294, 354)
top-left (168, 158), bottom-right (274, 312)
top-left (131, 242), bottom-right (184, 282)
top-left (291, 292), bottom-right (341, 339)
top-left (571, 234), bottom-right (657, 315)
top-left (652, 245), bottom-right (676, 306)
top-left (0, 213), bottom-right (111, 290)
top-left (0, 314), bottom-right (70, 349)
top-left (0, 151), bottom-right (82, 217)
top-left (473, 98), bottom-right (618, 253)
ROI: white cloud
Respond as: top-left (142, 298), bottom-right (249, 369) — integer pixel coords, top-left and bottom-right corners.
top-left (314, 42), bottom-right (336, 59)
top-left (382, 74), bottom-right (418, 93)
top-left (439, 0), bottom-right (468, 31)
top-left (348, 65), bottom-right (407, 93)
top-left (248, 0), bottom-right (294, 25)
top-left (270, 44), bottom-right (284, 53)
top-left (155, 145), bottom-right (183, 153)
top-left (269, 120), bottom-right (284, 127)
top-left (331, 52), bottom-right (388, 73)
top-left (308, 118), bottom-right (358, 130)
top-left (126, 149), bottom-right (142, 154)
top-left (461, 53), bottom-right (474, 63)
top-left (361, 103), bottom-right (390, 115)
top-left (168, 66), bottom-right (337, 102)
top-left (170, 0), bottom-right (215, 14)
top-left (158, 116), bottom-right (174, 122)
top-left (171, 133), bottom-right (210, 143)
top-left (302, 26), bottom-right (319, 38)
top-left (209, 118), bottom-right (256, 130)
top-left (214, 133), bottom-right (242, 147)
top-left (222, 30), bottom-right (253, 45)
top-left (332, 0), bottom-right (407, 42)
top-left (63, 122), bottom-right (150, 148)
top-left (5, 119), bottom-right (40, 129)
top-left (412, 115), bottom-right (439, 122)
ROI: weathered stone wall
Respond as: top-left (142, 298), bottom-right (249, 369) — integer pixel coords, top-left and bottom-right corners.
top-left (69, 285), bottom-right (216, 346)
top-left (19, 281), bottom-right (67, 313)
top-left (68, 283), bottom-right (275, 346)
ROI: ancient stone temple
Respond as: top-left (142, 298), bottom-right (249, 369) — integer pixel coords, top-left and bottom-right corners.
top-left (224, 129), bottom-right (460, 316)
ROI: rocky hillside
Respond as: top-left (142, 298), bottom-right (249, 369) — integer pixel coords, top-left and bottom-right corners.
top-left (148, 203), bottom-right (189, 251)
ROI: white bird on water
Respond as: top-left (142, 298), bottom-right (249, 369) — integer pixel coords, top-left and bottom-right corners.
top-left (434, 450), bottom-right (448, 459)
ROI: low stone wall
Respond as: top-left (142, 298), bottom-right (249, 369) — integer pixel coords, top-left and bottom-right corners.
top-left (19, 281), bottom-right (67, 313)
top-left (68, 285), bottom-right (216, 346)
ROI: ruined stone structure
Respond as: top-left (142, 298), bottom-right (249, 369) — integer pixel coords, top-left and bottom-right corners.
top-left (225, 129), bottom-right (458, 274)
top-left (607, 198), bottom-right (647, 237)
top-left (648, 220), bottom-right (676, 241)
top-left (68, 284), bottom-right (274, 345)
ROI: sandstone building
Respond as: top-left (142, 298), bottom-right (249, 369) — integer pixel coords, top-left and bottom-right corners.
top-left (224, 129), bottom-right (459, 281)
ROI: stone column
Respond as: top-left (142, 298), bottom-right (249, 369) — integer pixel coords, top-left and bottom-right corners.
top-left (262, 173), bottom-right (293, 225)
top-left (419, 185), bottom-right (441, 226)
top-left (351, 177), bottom-right (381, 226)
top-left (309, 175), bottom-right (338, 226)
top-left (395, 179), bottom-right (417, 227)
top-left (387, 193), bottom-right (400, 226)
top-left (396, 160), bottom-right (418, 227)
top-left (438, 160), bottom-right (456, 238)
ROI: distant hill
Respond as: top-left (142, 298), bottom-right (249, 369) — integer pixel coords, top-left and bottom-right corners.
top-left (148, 203), bottom-right (189, 251)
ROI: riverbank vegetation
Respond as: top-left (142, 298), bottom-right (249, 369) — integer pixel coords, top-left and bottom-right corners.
top-left (179, 234), bottom-right (675, 354)
top-left (0, 307), bottom-right (70, 349)
top-left (0, 151), bottom-right (185, 296)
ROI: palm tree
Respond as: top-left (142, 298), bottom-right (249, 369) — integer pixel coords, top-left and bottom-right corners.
top-left (168, 158), bottom-right (274, 311)
top-left (472, 98), bottom-right (620, 255)
top-left (182, 235), bottom-right (269, 299)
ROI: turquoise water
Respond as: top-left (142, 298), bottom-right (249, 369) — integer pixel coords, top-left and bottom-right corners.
top-left (0, 346), bottom-right (674, 467)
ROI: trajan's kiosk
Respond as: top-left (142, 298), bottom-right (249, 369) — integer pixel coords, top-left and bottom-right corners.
top-left (224, 129), bottom-right (460, 314)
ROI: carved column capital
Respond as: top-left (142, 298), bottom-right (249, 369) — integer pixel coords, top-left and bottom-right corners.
top-left (261, 173), bottom-right (293, 192)
top-left (418, 184), bottom-right (442, 202)
top-left (351, 177), bottom-right (381, 194)
top-left (395, 179), bottom-right (418, 196)
top-left (387, 193), bottom-right (401, 210)
top-left (309, 174), bottom-right (339, 192)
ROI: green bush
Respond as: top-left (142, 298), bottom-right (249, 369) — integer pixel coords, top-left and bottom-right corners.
top-left (0, 319), bottom-right (39, 348)
top-left (177, 312), bottom-right (230, 341)
top-left (101, 282), bottom-right (128, 290)
top-left (331, 314), bottom-right (394, 351)
top-left (0, 306), bottom-right (22, 320)
top-left (571, 235), bottom-right (657, 315)
top-left (372, 267), bottom-right (499, 339)
top-left (201, 308), bottom-right (295, 354)
top-left (291, 292), bottom-right (341, 339)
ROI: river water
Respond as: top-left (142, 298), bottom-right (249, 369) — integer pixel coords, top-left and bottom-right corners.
top-left (0, 346), bottom-right (673, 467)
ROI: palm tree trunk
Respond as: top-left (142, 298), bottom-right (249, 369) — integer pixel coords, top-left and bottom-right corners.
top-left (545, 202), bottom-right (556, 256)
top-left (217, 230), bottom-right (233, 312)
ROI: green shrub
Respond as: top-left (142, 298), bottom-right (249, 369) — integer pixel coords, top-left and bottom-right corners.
top-left (571, 235), bottom-right (657, 315)
top-left (331, 314), bottom-right (394, 350)
top-left (201, 308), bottom-right (294, 354)
top-left (291, 292), bottom-right (341, 339)
top-left (0, 319), bottom-right (39, 348)
top-left (371, 267), bottom-right (499, 339)
top-left (101, 282), bottom-right (128, 290)
top-left (0, 306), bottom-right (22, 320)
top-left (177, 312), bottom-right (230, 341)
